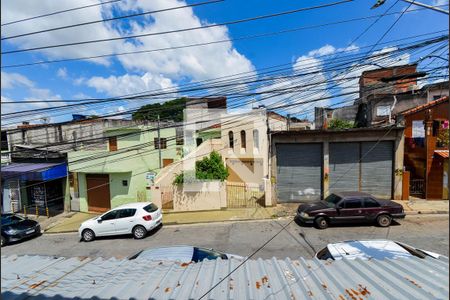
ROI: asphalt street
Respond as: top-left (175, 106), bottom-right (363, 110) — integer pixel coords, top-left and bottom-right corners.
top-left (2, 214), bottom-right (448, 259)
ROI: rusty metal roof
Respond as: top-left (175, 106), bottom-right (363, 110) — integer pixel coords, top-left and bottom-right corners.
top-left (1, 254), bottom-right (448, 299)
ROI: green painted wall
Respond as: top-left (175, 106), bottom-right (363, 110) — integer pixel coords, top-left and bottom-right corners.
top-left (68, 125), bottom-right (181, 212)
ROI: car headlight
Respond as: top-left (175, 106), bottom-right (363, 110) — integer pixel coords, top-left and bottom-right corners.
top-left (300, 212), bottom-right (309, 218)
top-left (4, 228), bottom-right (18, 235)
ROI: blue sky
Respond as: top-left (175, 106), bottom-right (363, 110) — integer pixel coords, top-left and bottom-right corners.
top-left (1, 0), bottom-right (448, 124)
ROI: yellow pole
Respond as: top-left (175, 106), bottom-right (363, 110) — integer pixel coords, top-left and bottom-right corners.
top-left (46, 206), bottom-right (49, 218)
top-left (24, 206), bottom-right (27, 216)
top-left (35, 205), bottom-right (39, 217)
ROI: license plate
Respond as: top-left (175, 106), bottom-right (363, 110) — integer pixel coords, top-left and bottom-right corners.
top-left (26, 229), bottom-right (35, 234)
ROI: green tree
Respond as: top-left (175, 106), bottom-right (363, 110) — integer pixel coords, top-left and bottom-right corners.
top-left (173, 151), bottom-right (229, 184)
top-left (328, 118), bottom-right (355, 129)
top-left (132, 97), bottom-right (187, 122)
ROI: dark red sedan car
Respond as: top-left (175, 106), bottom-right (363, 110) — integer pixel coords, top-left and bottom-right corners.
top-left (295, 191), bottom-right (405, 229)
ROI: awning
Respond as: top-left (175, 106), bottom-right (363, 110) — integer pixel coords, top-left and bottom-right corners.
top-left (435, 150), bottom-right (449, 159)
top-left (1, 163), bottom-right (67, 181)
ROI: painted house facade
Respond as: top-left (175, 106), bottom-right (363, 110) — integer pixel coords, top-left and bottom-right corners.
top-left (401, 96), bottom-right (449, 199)
top-left (68, 122), bottom-right (182, 213)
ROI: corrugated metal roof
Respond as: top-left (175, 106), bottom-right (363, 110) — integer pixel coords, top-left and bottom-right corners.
top-left (1, 254), bottom-right (448, 300)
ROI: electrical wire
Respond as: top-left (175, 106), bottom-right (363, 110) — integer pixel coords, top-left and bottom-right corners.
top-left (1, 0), bottom-right (224, 41)
top-left (1, 0), bottom-right (353, 55)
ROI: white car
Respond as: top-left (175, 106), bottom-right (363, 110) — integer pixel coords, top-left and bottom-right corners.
top-left (79, 202), bottom-right (162, 242)
top-left (315, 239), bottom-right (442, 260)
top-left (128, 245), bottom-right (244, 263)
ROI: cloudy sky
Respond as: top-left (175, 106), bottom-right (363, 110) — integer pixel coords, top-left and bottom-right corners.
top-left (1, 0), bottom-right (448, 124)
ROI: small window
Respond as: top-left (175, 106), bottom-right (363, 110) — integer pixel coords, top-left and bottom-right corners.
top-left (154, 138), bottom-right (167, 149)
top-left (122, 180), bottom-right (128, 187)
top-left (343, 199), bottom-right (362, 209)
top-left (176, 127), bottom-right (184, 145)
top-left (376, 105), bottom-right (390, 117)
top-left (143, 203), bottom-right (159, 213)
top-left (240, 130), bottom-right (246, 149)
top-left (364, 198), bottom-right (380, 208)
top-left (109, 136), bottom-right (117, 151)
top-left (253, 129), bottom-right (259, 150)
top-left (117, 209), bottom-right (136, 218)
top-left (1, 131), bottom-right (8, 151)
top-left (228, 131), bottom-right (234, 149)
top-left (101, 210), bottom-right (118, 220)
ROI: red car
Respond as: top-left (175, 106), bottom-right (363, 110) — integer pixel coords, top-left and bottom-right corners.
top-left (295, 191), bottom-right (405, 229)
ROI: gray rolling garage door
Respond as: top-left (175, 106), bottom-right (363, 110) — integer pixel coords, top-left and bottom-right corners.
top-left (276, 143), bottom-right (322, 202)
top-left (329, 143), bottom-right (359, 194)
top-left (361, 141), bottom-right (393, 199)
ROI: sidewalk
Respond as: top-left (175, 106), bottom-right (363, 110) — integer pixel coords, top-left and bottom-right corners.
top-left (40, 200), bottom-right (448, 233)
top-left (393, 199), bottom-right (449, 215)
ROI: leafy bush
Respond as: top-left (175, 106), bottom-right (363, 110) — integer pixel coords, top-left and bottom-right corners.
top-left (173, 151), bottom-right (228, 185)
top-left (328, 118), bottom-right (355, 129)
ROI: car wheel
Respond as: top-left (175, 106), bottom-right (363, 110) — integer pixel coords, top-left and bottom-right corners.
top-left (376, 214), bottom-right (392, 227)
top-left (314, 217), bottom-right (329, 229)
top-left (133, 225), bottom-right (147, 239)
top-left (82, 229), bottom-right (95, 242)
top-left (1, 235), bottom-right (6, 247)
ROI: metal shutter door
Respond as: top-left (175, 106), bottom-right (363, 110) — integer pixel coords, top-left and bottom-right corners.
top-left (329, 143), bottom-right (359, 194)
top-left (361, 141), bottom-right (393, 199)
top-left (276, 143), bottom-right (322, 202)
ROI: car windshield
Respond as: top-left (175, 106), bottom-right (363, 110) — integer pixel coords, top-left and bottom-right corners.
top-left (396, 242), bottom-right (427, 259)
top-left (143, 203), bottom-right (158, 213)
top-left (1, 214), bottom-right (24, 226)
top-left (192, 247), bottom-right (227, 262)
top-left (324, 194), bottom-right (342, 207)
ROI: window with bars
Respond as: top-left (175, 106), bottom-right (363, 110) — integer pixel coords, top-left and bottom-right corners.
top-left (154, 137), bottom-right (167, 149)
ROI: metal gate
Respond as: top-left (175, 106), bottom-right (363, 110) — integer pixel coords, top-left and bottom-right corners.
top-left (361, 141), bottom-right (393, 199)
top-left (329, 143), bottom-right (360, 194)
top-left (226, 182), bottom-right (264, 208)
top-left (329, 141), bottom-right (393, 199)
top-left (276, 143), bottom-right (322, 202)
top-left (160, 186), bottom-right (174, 210)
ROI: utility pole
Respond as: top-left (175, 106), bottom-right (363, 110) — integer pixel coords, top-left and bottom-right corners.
top-left (157, 115), bottom-right (162, 170)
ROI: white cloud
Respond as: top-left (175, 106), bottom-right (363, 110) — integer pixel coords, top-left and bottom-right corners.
top-left (57, 67), bottom-right (68, 79)
top-left (1, 71), bottom-right (35, 89)
top-left (87, 72), bottom-right (176, 97)
top-left (1, 72), bottom-right (63, 122)
top-left (1, 0), bottom-right (122, 65)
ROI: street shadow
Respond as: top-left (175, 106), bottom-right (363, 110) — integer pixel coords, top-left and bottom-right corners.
top-left (294, 217), bottom-right (401, 229)
top-left (3, 232), bottom-right (42, 247)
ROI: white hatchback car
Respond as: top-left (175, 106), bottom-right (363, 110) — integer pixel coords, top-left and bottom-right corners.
top-left (79, 202), bottom-right (162, 242)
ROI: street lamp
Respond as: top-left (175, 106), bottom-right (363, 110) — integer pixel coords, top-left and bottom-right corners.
top-left (371, 0), bottom-right (449, 15)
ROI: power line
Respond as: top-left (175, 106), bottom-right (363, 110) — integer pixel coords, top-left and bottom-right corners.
top-left (1, 0), bottom-right (353, 55)
top-left (2, 7), bottom-right (444, 69)
top-left (0, 0), bottom-right (122, 26)
top-left (3, 33), bottom-right (445, 122)
top-left (1, 0), bottom-right (224, 41)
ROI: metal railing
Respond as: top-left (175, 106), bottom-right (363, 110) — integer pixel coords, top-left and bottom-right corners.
top-left (410, 179), bottom-right (425, 196)
top-left (226, 182), bottom-right (265, 208)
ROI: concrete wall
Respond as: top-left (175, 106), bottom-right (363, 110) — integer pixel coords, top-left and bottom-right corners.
top-left (172, 181), bottom-right (226, 211)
